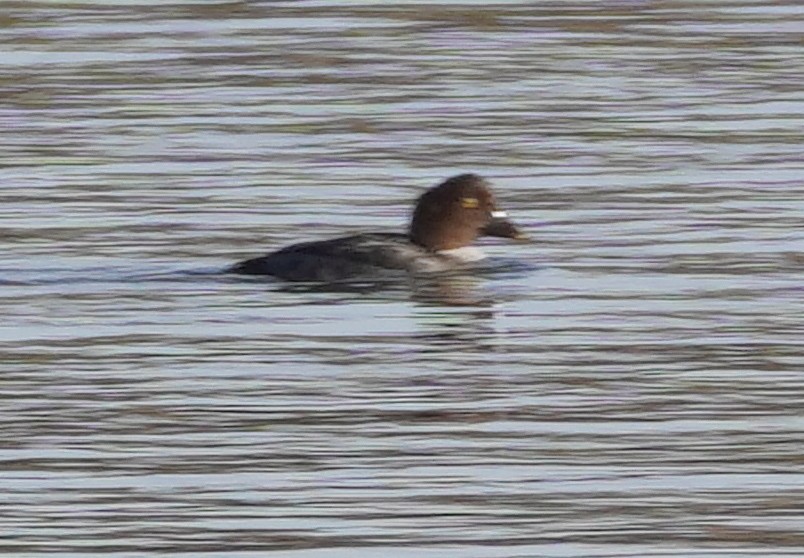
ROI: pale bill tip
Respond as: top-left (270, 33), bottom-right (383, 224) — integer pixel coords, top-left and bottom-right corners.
top-left (491, 210), bottom-right (508, 219)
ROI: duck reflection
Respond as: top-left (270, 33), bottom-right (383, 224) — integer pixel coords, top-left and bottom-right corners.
top-left (271, 270), bottom-right (496, 307)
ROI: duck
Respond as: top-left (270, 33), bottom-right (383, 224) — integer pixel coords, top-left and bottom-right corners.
top-left (230, 173), bottom-right (527, 282)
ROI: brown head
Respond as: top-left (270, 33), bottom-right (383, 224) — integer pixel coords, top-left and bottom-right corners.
top-left (409, 174), bottom-right (526, 251)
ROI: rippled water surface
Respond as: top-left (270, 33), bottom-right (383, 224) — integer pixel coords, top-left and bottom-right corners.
top-left (1, 1), bottom-right (803, 556)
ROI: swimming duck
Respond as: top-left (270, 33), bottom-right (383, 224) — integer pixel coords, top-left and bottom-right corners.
top-left (231, 173), bottom-right (526, 282)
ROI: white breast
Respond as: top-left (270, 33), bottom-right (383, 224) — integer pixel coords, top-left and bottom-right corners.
top-left (438, 246), bottom-right (487, 262)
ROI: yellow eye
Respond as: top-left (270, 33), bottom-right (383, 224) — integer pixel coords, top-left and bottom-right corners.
top-left (460, 197), bottom-right (479, 209)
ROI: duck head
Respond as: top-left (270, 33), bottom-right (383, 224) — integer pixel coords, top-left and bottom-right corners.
top-left (409, 173), bottom-right (527, 251)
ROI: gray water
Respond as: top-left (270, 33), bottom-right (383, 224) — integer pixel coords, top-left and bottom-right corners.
top-left (1, 1), bottom-right (803, 556)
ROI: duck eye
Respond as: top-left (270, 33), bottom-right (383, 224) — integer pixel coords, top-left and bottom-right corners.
top-left (460, 197), bottom-right (480, 209)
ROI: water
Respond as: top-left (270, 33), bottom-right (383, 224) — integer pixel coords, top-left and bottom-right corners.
top-left (1, 1), bottom-right (802, 556)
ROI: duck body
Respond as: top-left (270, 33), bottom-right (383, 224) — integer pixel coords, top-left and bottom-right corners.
top-left (232, 233), bottom-right (433, 281)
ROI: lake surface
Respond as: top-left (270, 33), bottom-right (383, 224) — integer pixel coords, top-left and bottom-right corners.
top-left (1, 1), bottom-right (802, 556)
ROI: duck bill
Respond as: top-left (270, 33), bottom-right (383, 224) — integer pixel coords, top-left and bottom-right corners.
top-left (482, 215), bottom-right (528, 241)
